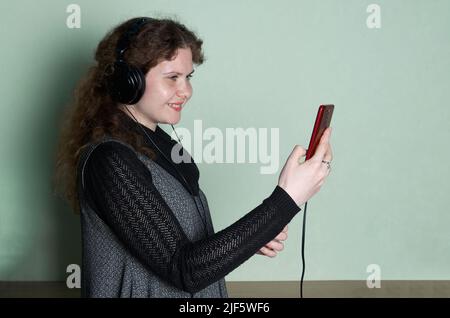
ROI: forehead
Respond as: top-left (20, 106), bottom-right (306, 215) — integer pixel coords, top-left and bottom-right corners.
top-left (155, 48), bottom-right (193, 72)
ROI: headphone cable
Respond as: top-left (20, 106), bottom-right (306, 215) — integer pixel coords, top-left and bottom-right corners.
top-left (300, 201), bottom-right (308, 298)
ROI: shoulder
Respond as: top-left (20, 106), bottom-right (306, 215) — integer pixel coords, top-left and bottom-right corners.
top-left (86, 139), bottom-right (141, 167)
top-left (82, 139), bottom-right (154, 189)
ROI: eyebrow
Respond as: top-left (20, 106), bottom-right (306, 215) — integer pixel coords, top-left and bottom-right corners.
top-left (163, 70), bottom-right (195, 76)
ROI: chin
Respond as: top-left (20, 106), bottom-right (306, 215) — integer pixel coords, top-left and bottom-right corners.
top-left (165, 117), bottom-right (181, 126)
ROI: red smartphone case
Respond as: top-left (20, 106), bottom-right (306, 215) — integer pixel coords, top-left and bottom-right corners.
top-left (305, 104), bottom-right (334, 160)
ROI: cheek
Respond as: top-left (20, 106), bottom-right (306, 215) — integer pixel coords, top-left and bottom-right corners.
top-left (145, 80), bottom-right (172, 103)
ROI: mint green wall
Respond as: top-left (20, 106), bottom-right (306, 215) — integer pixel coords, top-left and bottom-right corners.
top-left (1, 0), bottom-right (449, 282)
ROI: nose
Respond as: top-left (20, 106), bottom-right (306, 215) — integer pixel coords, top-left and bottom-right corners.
top-left (176, 79), bottom-right (192, 101)
top-left (176, 91), bottom-right (186, 100)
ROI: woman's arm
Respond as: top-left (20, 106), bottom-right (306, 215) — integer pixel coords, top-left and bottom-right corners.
top-left (84, 141), bottom-right (301, 293)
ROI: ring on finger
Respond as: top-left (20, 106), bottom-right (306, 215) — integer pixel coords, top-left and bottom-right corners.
top-left (322, 160), bottom-right (331, 170)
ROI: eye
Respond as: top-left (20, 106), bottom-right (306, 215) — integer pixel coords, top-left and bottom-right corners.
top-left (187, 74), bottom-right (193, 80)
top-left (169, 75), bottom-right (178, 81)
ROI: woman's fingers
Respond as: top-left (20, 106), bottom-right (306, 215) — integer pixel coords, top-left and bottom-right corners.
top-left (259, 246), bottom-right (277, 258)
top-left (312, 127), bottom-right (332, 162)
top-left (275, 231), bottom-right (288, 241)
top-left (257, 225), bottom-right (290, 257)
top-left (265, 240), bottom-right (284, 252)
top-left (289, 145), bottom-right (307, 167)
top-left (323, 144), bottom-right (333, 162)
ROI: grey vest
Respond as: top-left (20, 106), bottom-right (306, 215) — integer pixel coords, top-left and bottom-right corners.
top-left (77, 136), bottom-right (228, 298)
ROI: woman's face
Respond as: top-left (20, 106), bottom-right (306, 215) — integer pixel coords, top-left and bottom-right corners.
top-left (124, 47), bottom-right (194, 131)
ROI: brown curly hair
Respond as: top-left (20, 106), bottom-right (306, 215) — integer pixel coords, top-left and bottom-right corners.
top-left (53, 17), bottom-right (205, 214)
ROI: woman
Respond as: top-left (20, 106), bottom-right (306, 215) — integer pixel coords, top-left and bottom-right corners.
top-left (54, 17), bottom-right (333, 298)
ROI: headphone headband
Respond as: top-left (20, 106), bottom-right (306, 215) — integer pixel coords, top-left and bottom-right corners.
top-left (116, 17), bottom-right (154, 61)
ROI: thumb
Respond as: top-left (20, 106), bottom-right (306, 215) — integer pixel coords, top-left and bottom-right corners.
top-left (289, 145), bottom-right (307, 162)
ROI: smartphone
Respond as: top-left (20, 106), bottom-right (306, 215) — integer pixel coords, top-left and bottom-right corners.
top-left (305, 104), bottom-right (334, 160)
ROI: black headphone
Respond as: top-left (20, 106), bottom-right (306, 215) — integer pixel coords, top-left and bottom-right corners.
top-left (105, 17), bottom-right (154, 105)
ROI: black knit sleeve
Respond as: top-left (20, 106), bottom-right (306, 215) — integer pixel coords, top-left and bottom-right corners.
top-left (84, 141), bottom-right (301, 293)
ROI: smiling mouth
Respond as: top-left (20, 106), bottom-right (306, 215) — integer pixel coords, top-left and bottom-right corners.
top-left (168, 103), bottom-right (183, 112)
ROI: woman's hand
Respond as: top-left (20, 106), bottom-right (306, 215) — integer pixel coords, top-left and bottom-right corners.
top-left (277, 127), bottom-right (333, 207)
top-left (256, 225), bottom-right (288, 257)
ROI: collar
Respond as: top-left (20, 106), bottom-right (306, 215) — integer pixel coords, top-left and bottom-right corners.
top-left (118, 110), bottom-right (176, 144)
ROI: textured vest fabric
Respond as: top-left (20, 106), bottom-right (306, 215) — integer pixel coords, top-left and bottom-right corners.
top-left (76, 136), bottom-right (228, 298)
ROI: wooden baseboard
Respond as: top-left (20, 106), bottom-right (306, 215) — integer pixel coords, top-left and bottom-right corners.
top-left (226, 281), bottom-right (450, 298)
top-left (1, 281), bottom-right (449, 298)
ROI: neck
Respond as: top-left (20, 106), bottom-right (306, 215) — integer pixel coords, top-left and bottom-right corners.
top-left (119, 105), bottom-right (157, 132)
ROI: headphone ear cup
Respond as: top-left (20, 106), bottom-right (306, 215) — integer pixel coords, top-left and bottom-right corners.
top-left (106, 61), bottom-right (146, 104)
top-left (128, 66), bottom-right (146, 104)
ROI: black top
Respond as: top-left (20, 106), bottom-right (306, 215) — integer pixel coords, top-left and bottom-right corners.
top-left (118, 111), bottom-right (201, 195)
top-left (83, 112), bottom-right (301, 293)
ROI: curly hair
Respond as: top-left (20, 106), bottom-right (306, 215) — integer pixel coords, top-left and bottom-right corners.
top-left (53, 17), bottom-right (205, 214)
